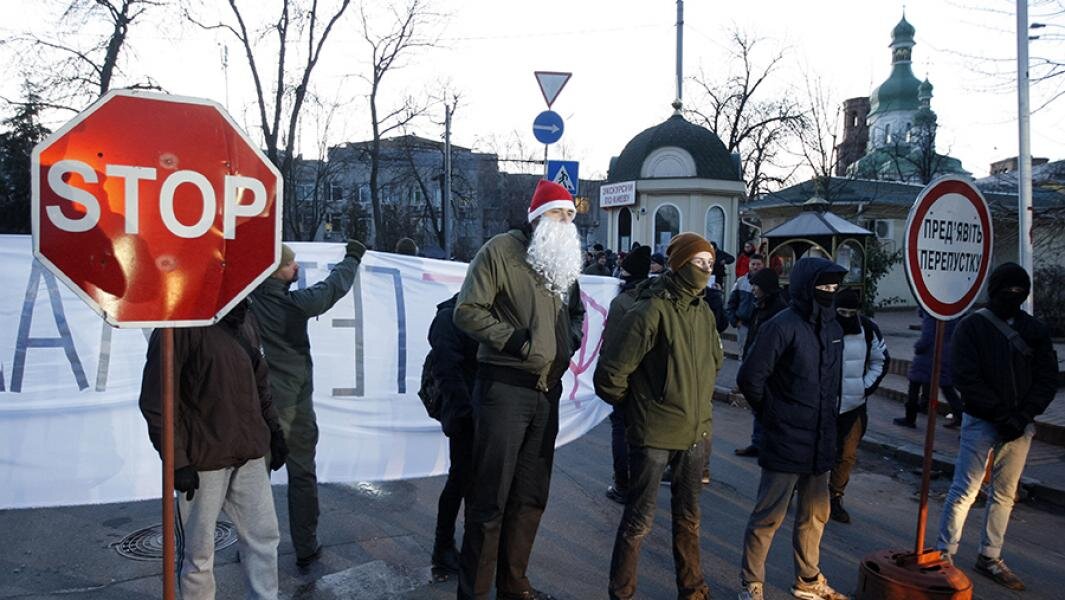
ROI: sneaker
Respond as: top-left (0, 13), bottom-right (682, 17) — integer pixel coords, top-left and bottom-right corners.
top-left (738, 580), bottom-right (764, 600)
top-left (791, 573), bottom-right (848, 600)
top-left (940, 551), bottom-right (953, 566)
top-left (943, 417), bottom-right (961, 429)
top-left (830, 496), bottom-right (851, 524)
top-left (431, 542), bottom-right (460, 573)
top-left (893, 417), bottom-right (916, 429)
top-left (701, 468), bottom-right (711, 485)
top-left (605, 485), bottom-right (626, 504)
top-left (974, 555), bottom-right (1026, 591)
top-left (734, 445), bottom-right (759, 457)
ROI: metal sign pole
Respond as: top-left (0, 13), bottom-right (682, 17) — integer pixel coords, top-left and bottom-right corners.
top-left (913, 318), bottom-right (945, 562)
top-left (162, 328), bottom-right (176, 600)
top-left (543, 145), bottom-right (549, 178)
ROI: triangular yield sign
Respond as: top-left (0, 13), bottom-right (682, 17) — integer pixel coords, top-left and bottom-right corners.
top-left (535, 71), bottom-right (572, 108)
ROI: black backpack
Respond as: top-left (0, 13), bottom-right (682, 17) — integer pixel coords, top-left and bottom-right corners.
top-left (418, 349), bottom-right (442, 421)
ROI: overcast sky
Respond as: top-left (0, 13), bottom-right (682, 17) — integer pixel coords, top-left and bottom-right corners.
top-left (2, 0), bottom-right (1062, 182)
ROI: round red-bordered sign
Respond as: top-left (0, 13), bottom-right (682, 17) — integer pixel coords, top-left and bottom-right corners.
top-left (904, 176), bottom-right (993, 321)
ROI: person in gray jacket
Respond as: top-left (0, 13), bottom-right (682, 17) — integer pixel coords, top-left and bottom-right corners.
top-left (250, 239), bottom-right (365, 569)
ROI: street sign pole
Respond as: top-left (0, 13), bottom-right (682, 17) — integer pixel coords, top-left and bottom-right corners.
top-left (914, 318), bottom-right (945, 562)
top-left (162, 328), bottom-right (176, 600)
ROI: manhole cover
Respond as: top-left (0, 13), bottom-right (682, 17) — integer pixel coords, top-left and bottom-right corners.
top-left (114, 522), bottom-right (238, 561)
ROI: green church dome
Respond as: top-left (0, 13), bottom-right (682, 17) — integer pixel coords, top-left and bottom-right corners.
top-left (892, 16), bottom-right (915, 44)
top-left (870, 15), bottom-right (921, 116)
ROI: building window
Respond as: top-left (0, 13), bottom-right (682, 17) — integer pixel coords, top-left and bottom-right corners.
top-left (704, 205), bottom-right (725, 250)
top-left (653, 204), bottom-right (681, 255)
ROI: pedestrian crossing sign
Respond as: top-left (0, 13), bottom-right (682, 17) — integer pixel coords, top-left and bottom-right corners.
top-left (546, 160), bottom-right (579, 195)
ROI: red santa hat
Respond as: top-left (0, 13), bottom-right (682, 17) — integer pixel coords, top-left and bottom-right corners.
top-left (527, 179), bottom-right (575, 222)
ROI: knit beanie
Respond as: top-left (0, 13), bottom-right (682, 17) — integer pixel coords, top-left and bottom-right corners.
top-left (749, 267), bottom-right (780, 295)
top-left (395, 237), bottom-right (418, 256)
top-left (620, 245), bottom-right (652, 280)
top-left (987, 262), bottom-right (1031, 297)
top-left (665, 232), bottom-right (714, 272)
top-left (273, 243), bottom-right (295, 275)
top-left (527, 179), bottom-right (575, 222)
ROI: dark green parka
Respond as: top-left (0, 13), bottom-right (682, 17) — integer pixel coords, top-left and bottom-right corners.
top-left (594, 273), bottom-right (724, 450)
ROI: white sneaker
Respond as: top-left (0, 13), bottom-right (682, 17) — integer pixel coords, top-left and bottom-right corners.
top-left (738, 580), bottom-right (764, 600)
top-left (791, 573), bottom-right (848, 600)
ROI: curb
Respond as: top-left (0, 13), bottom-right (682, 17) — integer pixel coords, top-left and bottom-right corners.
top-left (713, 391), bottom-right (1065, 509)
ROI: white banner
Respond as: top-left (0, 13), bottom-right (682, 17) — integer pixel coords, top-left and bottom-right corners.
top-left (0, 235), bottom-right (617, 509)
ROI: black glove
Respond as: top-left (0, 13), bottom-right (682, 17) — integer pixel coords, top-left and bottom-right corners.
top-left (269, 429), bottom-right (289, 471)
top-left (345, 239), bottom-right (367, 261)
top-left (996, 414), bottom-right (1029, 443)
top-left (174, 466), bottom-right (199, 501)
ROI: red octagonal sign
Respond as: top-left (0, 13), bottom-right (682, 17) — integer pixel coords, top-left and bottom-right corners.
top-left (31, 90), bottom-right (281, 328)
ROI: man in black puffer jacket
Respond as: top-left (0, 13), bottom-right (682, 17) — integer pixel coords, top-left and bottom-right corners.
top-left (735, 257), bottom-right (848, 600)
top-left (935, 263), bottom-right (1058, 591)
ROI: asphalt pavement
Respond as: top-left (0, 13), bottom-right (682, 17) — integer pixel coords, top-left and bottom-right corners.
top-left (2, 395), bottom-right (1063, 599)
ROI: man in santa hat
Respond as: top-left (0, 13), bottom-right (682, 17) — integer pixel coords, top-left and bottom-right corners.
top-left (452, 180), bottom-right (586, 600)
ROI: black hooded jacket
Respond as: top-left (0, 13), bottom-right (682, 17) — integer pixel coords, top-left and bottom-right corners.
top-left (951, 309), bottom-right (1058, 425)
top-left (428, 295), bottom-right (479, 437)
top-left (737, 258), bottom-right (846, 475)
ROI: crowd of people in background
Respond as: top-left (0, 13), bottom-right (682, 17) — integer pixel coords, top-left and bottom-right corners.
top-left (135, 179), bottom-right (1058, 600)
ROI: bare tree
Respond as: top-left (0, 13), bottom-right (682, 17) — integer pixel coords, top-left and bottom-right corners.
top-left (945, 0), bottom-right (1065, 112)
top-left (21, 0), bottom-right (162, 110)
top-left (687, 29), bottom-right (805, 200)
top-left (187, 0), bottom-right (353, 240)
top-left (356, 0), bottom-right (441, 243)
top-left (794, 73), bottom-right (850, 202)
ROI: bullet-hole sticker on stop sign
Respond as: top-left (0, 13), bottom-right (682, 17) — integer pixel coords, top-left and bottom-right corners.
top-left (31, 90), bottom-right (282, 328)
top-left (904, 176), bottom-right (994, 321)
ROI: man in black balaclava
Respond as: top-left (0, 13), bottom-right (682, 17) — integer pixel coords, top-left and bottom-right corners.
top-left (599, 244), bottom-right (652, 504)
top-left (735, 257), bottom-right (848, 600)
top-left (936, 263), bottom-right (1059, 591)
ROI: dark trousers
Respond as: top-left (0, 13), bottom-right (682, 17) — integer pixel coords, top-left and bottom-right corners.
top-left (829, 404), bottom-right (868, 498)
top-left (457, 379), bottom-right (561, 600)
top-left (273, 387), bottom-right (320, 560)
top-left (608, 440), bottom-right (711, 600)
top-left (905, 380), bottom-right (963, 423)
top-left (436, 417), bottom-right (475, 548)
top-left (609, 408), bottom-right (629, 490)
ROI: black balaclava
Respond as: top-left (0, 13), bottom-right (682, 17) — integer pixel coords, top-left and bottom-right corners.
top-left (813, 269), bottom-right (843, 307)
top-left (835, 288), bottom-right (862, 334)
top-left (987, 262), bottom-right (1031, 320)
top-left (619, 245), bottom-right (651, 284)
top-left (749, 268), bottom-right (780, 305)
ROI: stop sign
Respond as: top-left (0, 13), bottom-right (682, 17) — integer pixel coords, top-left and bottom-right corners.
top-left (31, 90), bottom-right (281, 327)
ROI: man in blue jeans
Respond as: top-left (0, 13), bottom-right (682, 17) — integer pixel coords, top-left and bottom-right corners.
top-left (936, 263), bottom-right (1058, 591)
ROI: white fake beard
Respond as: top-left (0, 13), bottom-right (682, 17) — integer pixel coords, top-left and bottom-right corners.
top-left (526, 218), bottom-right (583, 298)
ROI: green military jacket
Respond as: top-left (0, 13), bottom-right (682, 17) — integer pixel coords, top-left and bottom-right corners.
top-left (453, 228), bottom-right (585, 392)
top-left (249, 254), bottom-right (360, 406)
top-left (594, 273), bottom-right (723, 450)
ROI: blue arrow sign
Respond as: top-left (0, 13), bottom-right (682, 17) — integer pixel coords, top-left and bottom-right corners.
top-left (532, 110), bottom-right (564, 144)
top-left (546, 160), bottom-right (579, 195)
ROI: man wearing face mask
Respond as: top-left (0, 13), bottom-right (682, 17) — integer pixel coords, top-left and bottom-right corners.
top-left (735, 257), bottom-right (848, 600)
top-left (601, 244), bottom-right (653, 504)
top-left (828, 288), bottom-right (888, 524)
top-left (595, 233), bottom-right (723, 600)
top-left (935, 263), bottom-right (1058, 591)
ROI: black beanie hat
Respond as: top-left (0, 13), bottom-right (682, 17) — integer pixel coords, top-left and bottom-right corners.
top-left (836, 287), bottom-right (861, 309)
top-left (650, 252), bottom-right (666, 267)
top-left (620, 245), bottom-right (651, 280)
top-left (987, 262), bottom-right (1031, 297)
top-left (749, 268), bottom-right (780, 295)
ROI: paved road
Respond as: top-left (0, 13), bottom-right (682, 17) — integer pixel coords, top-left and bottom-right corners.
top-left (2, 401), bottom-right (1062, 599)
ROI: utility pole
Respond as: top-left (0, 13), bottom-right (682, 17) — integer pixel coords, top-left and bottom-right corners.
top-left (443, 100), bottom-right (453, 259)
top-left (1017, 0), bottom-right (1034, 312)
